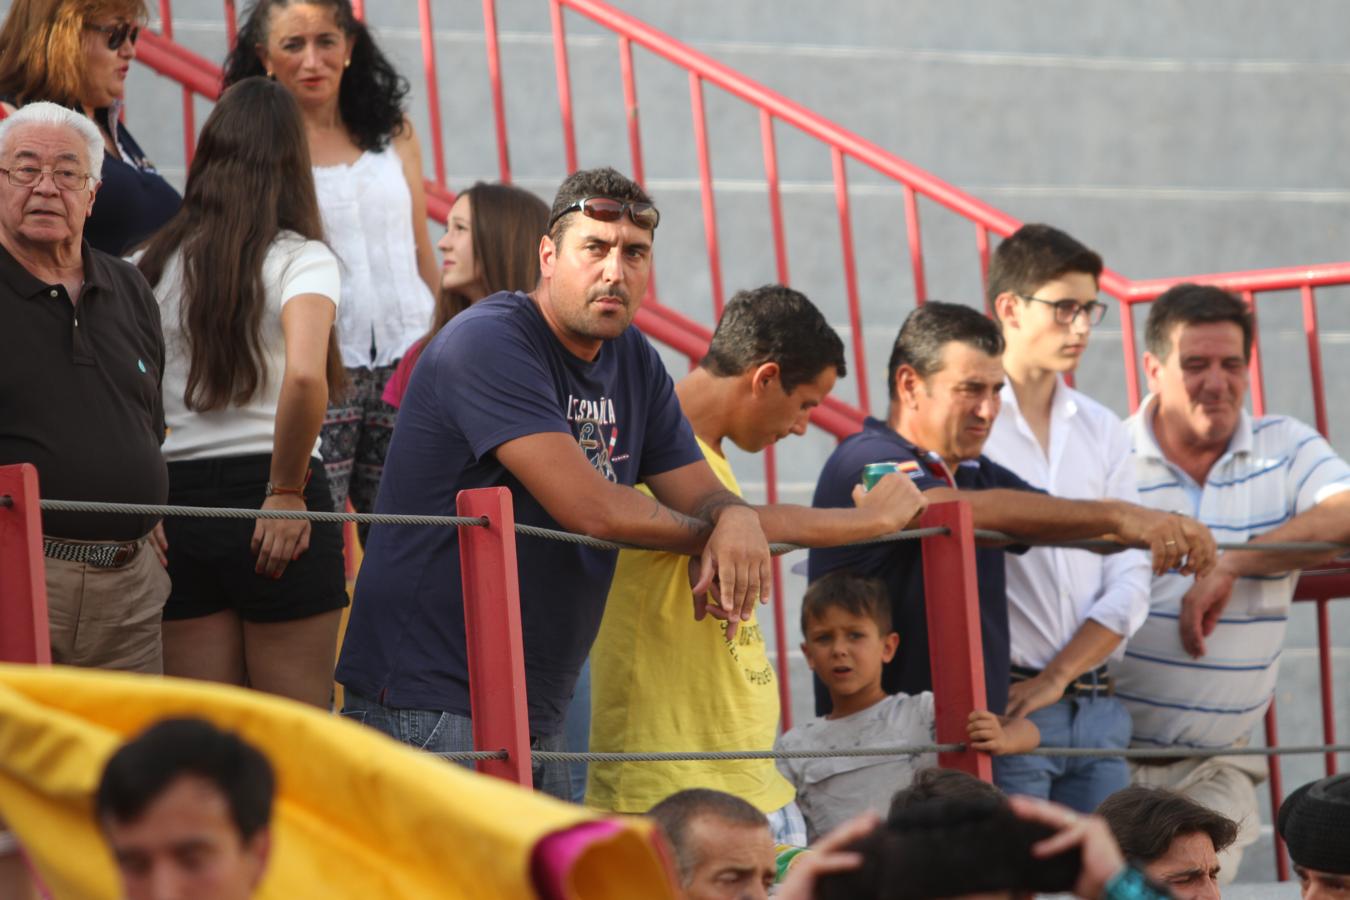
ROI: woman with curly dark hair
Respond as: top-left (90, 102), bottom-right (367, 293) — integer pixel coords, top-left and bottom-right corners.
top-left (223, 1), bottom-right (437, 523)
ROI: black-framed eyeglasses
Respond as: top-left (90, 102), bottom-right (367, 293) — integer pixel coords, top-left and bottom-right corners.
top-left (549, 196), bottom-right (660, 232)
top-left (84, 21), bottom-right (140, 51)
top-left (0, 165), bottom-right (95, 192)
top-left (1016, 294), bottom-right (1109, 326)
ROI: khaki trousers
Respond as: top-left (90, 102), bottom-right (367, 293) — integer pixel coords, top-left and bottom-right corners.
top-left (44, 534), bottom-right (171, 674)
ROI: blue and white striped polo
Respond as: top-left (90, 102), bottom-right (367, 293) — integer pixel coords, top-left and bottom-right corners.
top-left (1112, 396), bottom-right (1350, 749)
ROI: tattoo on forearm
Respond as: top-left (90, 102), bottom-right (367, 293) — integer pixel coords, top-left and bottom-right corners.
top-left (692, 490), bottom-right (750, 523)
top-left (645, 494), bottom-right (711, 540)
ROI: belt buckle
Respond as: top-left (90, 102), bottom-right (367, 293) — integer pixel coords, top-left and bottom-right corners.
top-left (110, 543), bottom-right (136, 568)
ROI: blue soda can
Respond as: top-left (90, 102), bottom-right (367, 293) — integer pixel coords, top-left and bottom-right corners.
top-left (861, 461), bottom-right (903, 491)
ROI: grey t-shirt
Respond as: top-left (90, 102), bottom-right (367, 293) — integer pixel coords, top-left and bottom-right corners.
top-left (774, 692), bottom-right (937, 841)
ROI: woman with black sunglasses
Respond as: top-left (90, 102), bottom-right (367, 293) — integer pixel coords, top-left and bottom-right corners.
top-left (0, 0), bottom-right (180, 255)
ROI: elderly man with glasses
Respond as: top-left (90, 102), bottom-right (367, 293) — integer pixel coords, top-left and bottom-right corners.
top-left (0, 101), bottom-right (170, 672)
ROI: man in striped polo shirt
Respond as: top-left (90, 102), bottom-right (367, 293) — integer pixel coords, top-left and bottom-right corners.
top-left (1114, 283), bottom-right (1350, 880)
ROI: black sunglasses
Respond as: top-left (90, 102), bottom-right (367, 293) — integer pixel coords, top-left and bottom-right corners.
top-left (549, 196), bottom-right (660, 232)
top-left (84, 21), bottom-right (140, 51)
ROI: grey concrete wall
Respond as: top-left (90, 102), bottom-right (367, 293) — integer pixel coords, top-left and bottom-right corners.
top-left (14, 0), bottom-right (1347, 880)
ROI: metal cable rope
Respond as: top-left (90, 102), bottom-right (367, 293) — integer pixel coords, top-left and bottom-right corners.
top-left (24, 498), bottom-right (1350, 556)
top-left (436, 742), bottom-right (1350, 764)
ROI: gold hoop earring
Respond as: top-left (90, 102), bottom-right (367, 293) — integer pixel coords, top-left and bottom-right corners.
top-left (343, 58), bottom-right (351, 69)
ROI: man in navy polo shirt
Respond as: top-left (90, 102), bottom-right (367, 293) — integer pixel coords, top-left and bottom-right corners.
top-left (809, 302), bottom-right (1216, 716)
top-left (339, 167), bottom-right (845, 800)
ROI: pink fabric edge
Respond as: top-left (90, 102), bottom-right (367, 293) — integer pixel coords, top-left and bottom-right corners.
top-left (528, 819), bottom-right (631, 900)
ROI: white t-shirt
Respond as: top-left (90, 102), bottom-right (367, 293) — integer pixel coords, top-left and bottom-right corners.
top-left (774, 692), bottom-right (936, 841)
top-left (154, 233), bottom-right (341, 462)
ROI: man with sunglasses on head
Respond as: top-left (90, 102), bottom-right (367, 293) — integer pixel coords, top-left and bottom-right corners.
top-left (0, 102), bottom-right (170, 671)
top-left (339, 168), bottom-right (918, 801)
top-left (980, 224), bottom-right (1153, 811)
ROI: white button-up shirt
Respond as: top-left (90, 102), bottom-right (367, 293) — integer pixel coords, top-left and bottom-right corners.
top-left (1113, 397), bottom-right (1350, 749)
top-left (984, 378), bottom-right (1152, 670)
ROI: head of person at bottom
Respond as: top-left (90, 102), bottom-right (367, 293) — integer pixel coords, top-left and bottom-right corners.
top-left (537, 166), bottom-right (658, 360)
top-left (1277, 773), bottom-right (1350, 900)
top-left (801, 572), bottom-right (897, 719)
top-left (96, 718), bottom-right (275, 900)
top-left (987, 223), bottom-right (1106, 376)
top-left (887, 301), bottom-right (1005, 467)
top-left (689, 283), bottom-right (846, 453)
top-left (888, 766), bottom-right (1007, 819)
top-left (1097, 785), bottom-right (1237, 899)
top-left (1142, 282), bottom-right (1255, 458)
top-left (648, 788), bottom-right (776, 900)
top-left (0, 99), bottom-right (104, 260)
top-left (814, 794), bottom-right (1081, 900)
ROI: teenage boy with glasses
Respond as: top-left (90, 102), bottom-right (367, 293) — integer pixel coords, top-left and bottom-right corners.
top-left (982, 223), bottom-right (1151, 811)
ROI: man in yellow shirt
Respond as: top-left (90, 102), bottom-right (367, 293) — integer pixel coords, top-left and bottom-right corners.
top-left (587, 284), bottom-right (925, 839)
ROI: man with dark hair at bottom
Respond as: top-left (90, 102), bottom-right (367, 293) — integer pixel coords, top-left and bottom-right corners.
top-left (96, 718), bottom-right (274, 900)
top-left (1098, 785), bottom-right (1237, 899)
top-left (648, 788), bottom-right (776, 900)
top-left (1113, 284), bottom-right (1350, 878)
top-left (586, 285), bottom-right (926, 842)
top-left (983, 223), bottom-right (1151, 811)
top-left (1278, 774), bottom-right (1350, 899)
top-left (808, 301), bottom-right (1216, 719)
top-left (887, 766), bottom-right (1006, 817)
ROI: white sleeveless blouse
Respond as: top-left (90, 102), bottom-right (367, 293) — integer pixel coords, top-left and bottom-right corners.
top-left (313, 147), bottom-right (434, 369)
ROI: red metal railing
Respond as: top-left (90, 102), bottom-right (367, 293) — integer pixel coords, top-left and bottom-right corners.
top-left (0, 464), bottom-right (50, 665)
top-left (123, 1), bottom-right (1349, 874)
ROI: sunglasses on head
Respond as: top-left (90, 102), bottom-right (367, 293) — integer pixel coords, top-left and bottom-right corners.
top-left (549, 196), bottom-right (660, 232)
top-left (84, 21), bottom-right (140, 51)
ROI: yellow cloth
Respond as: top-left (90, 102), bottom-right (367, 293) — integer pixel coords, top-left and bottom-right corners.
top-left (0, 664), bottom-right (675, 900)
top-left (586, 439), bottom-right (796, 814)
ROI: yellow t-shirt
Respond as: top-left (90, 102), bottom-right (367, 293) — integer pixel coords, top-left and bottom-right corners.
top-left (585, 438), bottom-right (796, 814)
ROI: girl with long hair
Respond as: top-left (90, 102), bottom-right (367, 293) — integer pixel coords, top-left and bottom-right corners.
top-left (382, 182), bottom-right (550, 408)
top-left (0, 0), bottom-right (181, 253)
top-left (138, 76), bottom-right (347, 708)
top-left (223, 0), bottom-right (437, 526)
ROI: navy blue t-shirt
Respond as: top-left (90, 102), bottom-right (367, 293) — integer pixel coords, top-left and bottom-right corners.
top-left (335, 292), bottom-right (702, 735)
top-left (808, 417), bottom-right (1036, 715)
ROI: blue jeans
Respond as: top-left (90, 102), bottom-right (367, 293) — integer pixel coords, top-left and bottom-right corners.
top-left (562, 657), bottom-right (591, 804)
top-left (992, 694), bottom-right (1131, 813)
top-left (341, 690), bottom-right (575, 802)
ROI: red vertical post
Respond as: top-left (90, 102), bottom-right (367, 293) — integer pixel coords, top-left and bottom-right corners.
top-left (902, 186), bottom-right (927, 304)
top-left (0, 464), bottom-right (51, 664)
top-left (417, 0), bottom-right (447, 189)
top-left (618, 36), bottom-right (646, 188)
top-left (457, 487), bottom-right (533, 787)
top-left (1242, 291), bottom-right (1266, 417)
top-left (975, 223), bottom-right (991, 313)
top-left (549, 0), bottom-right (579, 174)
top-left (157, 0), bottom-right (195, 164)
top-left (222, 0), bottom-right (237, 48)
top-left (481, 0), bottom-right (512, 183)
top-left (350, 0), bottom-right (364, 20)
top-left (830, 148), bottom-right (869, 414)
top-left (760, 111), bottom-right (790, 285)
top-left (1265, 703), bottom-right (1289, 881)
top-left (689, 73), bottom-right (725, 317)
top-left (919, 500), bottom-right (991, 780)
top-left (1317, 599), bottom-right (1338, 775)
top-left (1120, 299), bottom-right (1143, 413)
top-left (1301, 286), bottom-right (1329, 438)
top-left (762, 447), bottom-right (791, 730)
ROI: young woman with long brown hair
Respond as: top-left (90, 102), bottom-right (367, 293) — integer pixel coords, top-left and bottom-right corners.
top-left (382, 182), bottom-right (550, 408)
top-left (138, 76), bottom-right (347, 708)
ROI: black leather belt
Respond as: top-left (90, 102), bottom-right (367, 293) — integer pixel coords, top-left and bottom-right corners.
top-left (42, 537), bottom-right (140, 569)
top-left (1011, 664), bottom-right (1114, 697)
